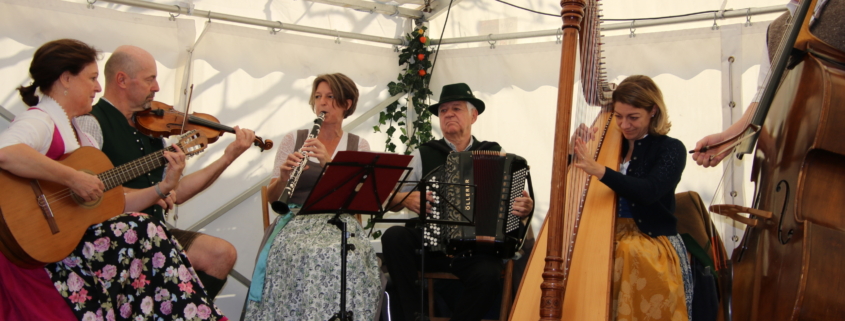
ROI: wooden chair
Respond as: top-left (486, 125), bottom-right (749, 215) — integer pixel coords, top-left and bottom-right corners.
top-left (261, 186), bottom-right (271, 229)
top-left (674, 191), bottom-right (729, 321)
top-left (423, 259), bottom-right (514, 321)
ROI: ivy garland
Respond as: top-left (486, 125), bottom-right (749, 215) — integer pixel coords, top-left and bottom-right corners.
top-left (366, 27), bottom-right (434, 239)
top-left (374, 26), bottom-right (434, 155)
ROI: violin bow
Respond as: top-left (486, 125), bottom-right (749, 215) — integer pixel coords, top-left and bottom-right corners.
top-left (179, 84), bottom-right (195, 136)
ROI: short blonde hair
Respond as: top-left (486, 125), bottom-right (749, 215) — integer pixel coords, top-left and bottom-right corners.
top-left (612, 75), bottom-right (671, 135)
top-left (309, 73), bottom-right (359, 118)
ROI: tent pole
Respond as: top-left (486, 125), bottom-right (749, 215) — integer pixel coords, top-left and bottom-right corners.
top-left (95, 0), bottom-right (784, 47)
top-left (431, 4), bottom-right (786, 45)
top-left (97, 0), bottom-right (405, 45)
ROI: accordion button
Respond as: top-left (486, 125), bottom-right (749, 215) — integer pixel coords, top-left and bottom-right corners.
top-left (633, 156), bottom-right (637, 160)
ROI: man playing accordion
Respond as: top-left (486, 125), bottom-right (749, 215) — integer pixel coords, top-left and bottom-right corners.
top-left (383, 83), bottom-right (534, 321)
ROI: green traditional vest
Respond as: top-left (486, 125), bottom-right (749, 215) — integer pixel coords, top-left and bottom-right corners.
top-left (418, 136), bottom-right (502, 177)
top-left (90, 99), bottom-right (167, 221)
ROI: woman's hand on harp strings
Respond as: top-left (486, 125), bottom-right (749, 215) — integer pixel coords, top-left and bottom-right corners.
top-left (570, 123), bottom-right (598, 150)
top-left (573, 137), bottom-right (606, 179)
top-left (511, 190), bottom-right (533, 218)
top-left (401, 191), bottom-right (435, 215)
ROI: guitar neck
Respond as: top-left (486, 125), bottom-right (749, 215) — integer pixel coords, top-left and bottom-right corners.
top-left (96, 145), bottom-right (177, 191)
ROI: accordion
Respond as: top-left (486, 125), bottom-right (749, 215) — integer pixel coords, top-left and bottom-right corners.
top-left (423, 151), bottom-right (532, 259)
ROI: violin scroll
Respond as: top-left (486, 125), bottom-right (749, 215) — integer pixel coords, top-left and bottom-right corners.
top-left (253, 137), bottom-right (273, 152)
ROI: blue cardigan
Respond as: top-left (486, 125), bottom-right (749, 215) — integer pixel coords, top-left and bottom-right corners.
top-left (599, 134), bottom-right (686, 237)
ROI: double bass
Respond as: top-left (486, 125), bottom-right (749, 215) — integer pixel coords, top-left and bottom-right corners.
top-left (510, 0), bottom-right (621, 319)
top-left (709, 0), bottom-right (845, 319)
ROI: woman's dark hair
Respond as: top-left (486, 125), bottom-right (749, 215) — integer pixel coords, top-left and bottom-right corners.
top-left (17, 39), bottom-right (100, 106)
top-left (309, 73), bottom-right (359, 118)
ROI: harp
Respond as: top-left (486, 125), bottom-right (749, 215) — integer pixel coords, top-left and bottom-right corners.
top-left (509, 0), bottom-right (621, 320)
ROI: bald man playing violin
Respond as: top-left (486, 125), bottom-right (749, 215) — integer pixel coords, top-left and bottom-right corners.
top-left (75, 45), bottom-right (256, 299)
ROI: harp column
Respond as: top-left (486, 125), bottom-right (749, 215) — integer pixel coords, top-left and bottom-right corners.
top-left (538, 1), bottom-right (585, 321)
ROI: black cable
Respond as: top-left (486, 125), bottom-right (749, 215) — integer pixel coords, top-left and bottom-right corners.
top-left (495, 0), bottom-right (558, 17)
top-left (429, 0), bottom-right (453, 82)
top-left (404, 0), bottom-right (454, 154)
top-left (494, 0), bottom-right (722, 22)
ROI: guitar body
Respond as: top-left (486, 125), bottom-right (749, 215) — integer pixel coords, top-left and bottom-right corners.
top-left (0, 147), bottom-right (125, 268)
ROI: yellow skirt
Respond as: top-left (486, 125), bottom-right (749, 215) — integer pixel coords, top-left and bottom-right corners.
top-left (612, 218), bottom-right (689, 321)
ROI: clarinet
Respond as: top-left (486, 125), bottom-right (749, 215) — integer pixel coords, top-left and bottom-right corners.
top-left (271, 111), bottom-right (326, 214)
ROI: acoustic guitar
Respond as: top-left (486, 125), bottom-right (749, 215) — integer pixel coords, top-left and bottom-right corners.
top-left (0, 130), bottom-right (207, 268)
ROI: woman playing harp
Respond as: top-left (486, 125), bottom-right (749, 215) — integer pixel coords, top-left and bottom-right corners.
top-left (573, 75), bottom-right (692, 321)
top-left (510, 1), bottom-right (691, 320)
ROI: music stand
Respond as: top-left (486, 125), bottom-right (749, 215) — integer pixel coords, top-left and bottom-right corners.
top-left (372, 167), bottom-right (476, 321)
top-left (298, 151), bottom-right (413, 321)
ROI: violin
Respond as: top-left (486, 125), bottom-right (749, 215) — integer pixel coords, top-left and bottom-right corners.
top-left (135, 101), bottom-right (273, 151)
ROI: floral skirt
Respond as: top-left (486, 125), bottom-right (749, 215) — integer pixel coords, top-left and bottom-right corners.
top-left (45, 212), bottom-right (226, 321)
top-left (244, 214), bottom-right (380, 321)
top-left (612, 218), bottom-right (691, 321)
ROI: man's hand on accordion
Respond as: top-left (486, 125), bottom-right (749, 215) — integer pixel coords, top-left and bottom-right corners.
top-left (397, 191), bottom-right (435, 215)
top-left (512, 190), bottom-right (534, 218)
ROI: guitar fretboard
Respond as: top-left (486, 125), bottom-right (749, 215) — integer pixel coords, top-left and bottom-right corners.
top-left (96, 144), bottom-right (180, 191)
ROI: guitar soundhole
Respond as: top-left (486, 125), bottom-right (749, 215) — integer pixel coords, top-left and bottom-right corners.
top-left (73, 169), bottom-right (103, 209)
top-left (72, 193), bottom-right (102, 209)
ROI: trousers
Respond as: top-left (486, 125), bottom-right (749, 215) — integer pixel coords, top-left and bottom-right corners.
top-left (382, 225), bottom-right (503, 321)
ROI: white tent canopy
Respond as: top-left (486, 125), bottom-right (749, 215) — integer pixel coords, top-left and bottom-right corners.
top-left (0, 0), bottom-right (785, 318)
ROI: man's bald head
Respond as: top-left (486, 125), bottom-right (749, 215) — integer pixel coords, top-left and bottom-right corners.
top-left (101, 45), bottom-right (159, 114)
top-left (104, 45), bottom-right (155, 86)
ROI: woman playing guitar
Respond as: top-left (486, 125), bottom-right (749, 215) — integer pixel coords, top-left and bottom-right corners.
top-left (0, 39), bottom-right (226, 321)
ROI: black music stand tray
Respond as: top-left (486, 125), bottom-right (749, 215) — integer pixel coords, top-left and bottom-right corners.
top-left (297, 151), bottom-right (412, 321)
top-left (372, 168), bottom-right (477, 321)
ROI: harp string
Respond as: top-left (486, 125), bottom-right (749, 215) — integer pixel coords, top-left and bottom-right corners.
top-left (562, 0), bottom-right (608, 280)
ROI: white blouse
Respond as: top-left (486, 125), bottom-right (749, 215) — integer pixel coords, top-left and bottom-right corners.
top-left (271, 130), bottom-right (370, 179)
top-left (0, 95), bottom-right (97, 152)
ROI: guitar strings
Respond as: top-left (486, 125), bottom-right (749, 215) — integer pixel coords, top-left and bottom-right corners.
top-left (40, 144), bottom-right (182, 204)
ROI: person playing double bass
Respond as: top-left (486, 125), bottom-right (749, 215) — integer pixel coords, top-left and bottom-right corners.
top-left (573, 75), bottom-right (692, 321)
top-left (692, 0), bottom-right (842, 167)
